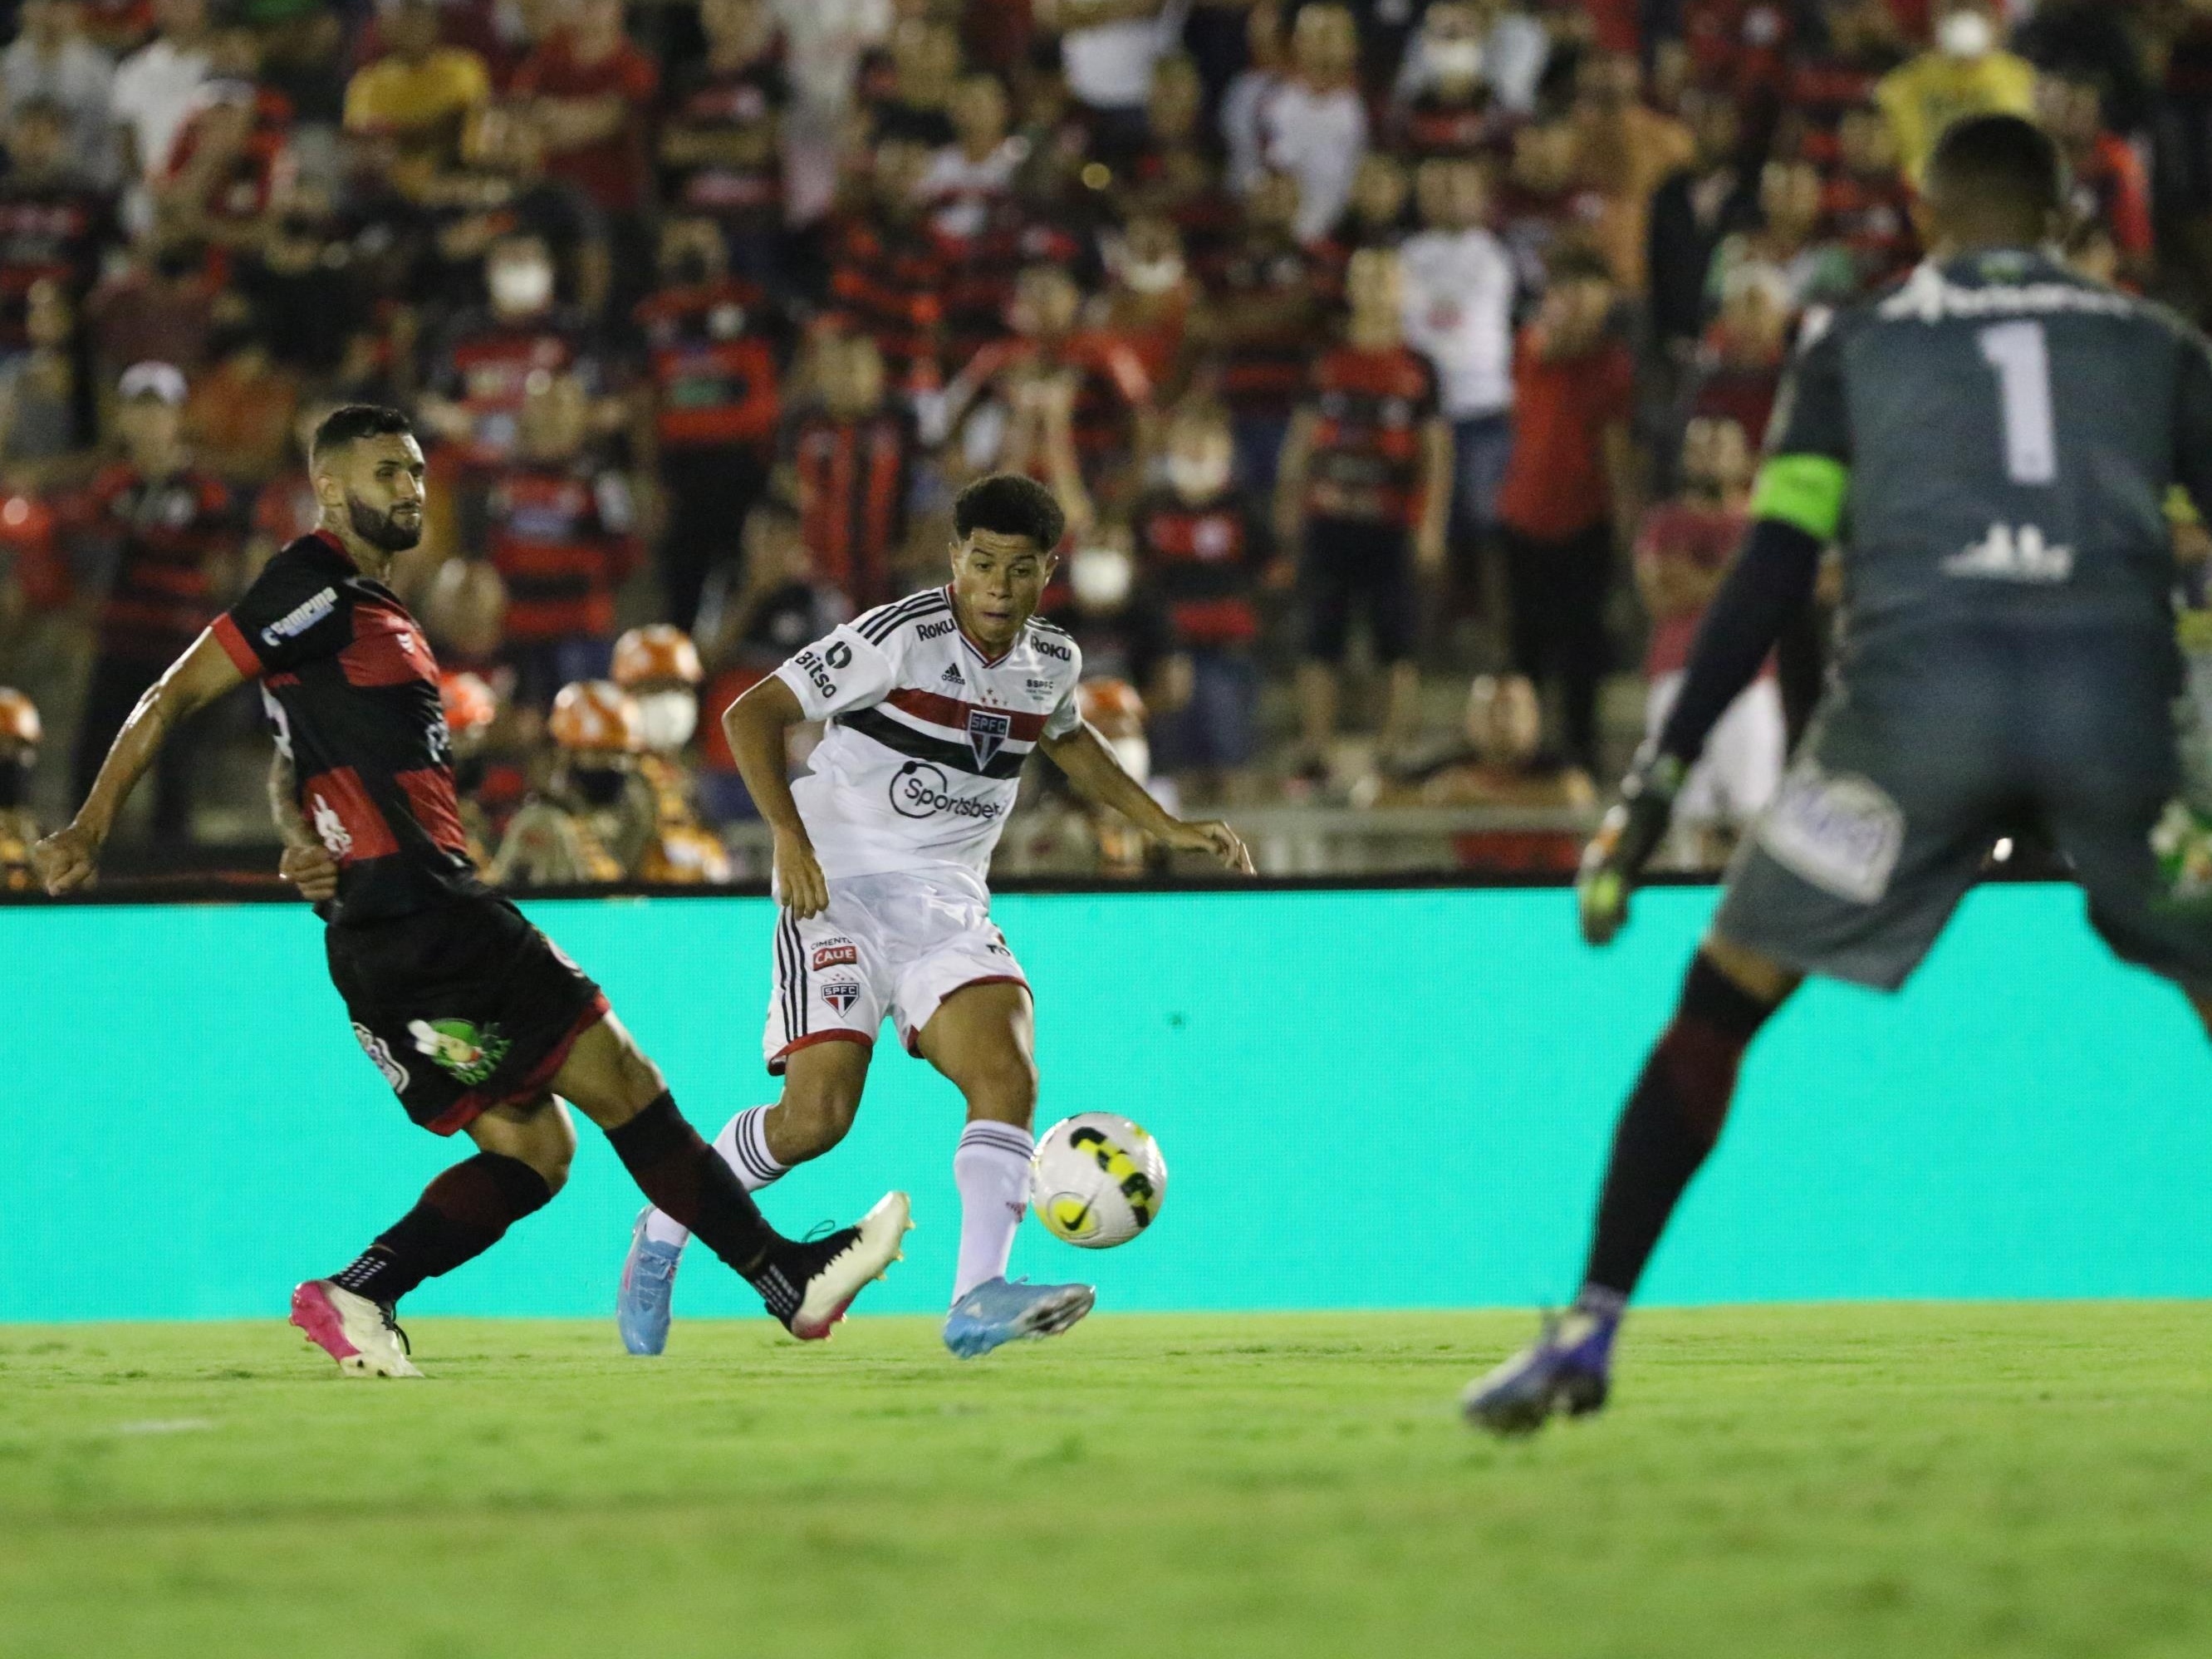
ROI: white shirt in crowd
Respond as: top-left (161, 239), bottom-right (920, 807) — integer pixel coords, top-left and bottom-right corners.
top-left (1057, 0), bottom-right (1185, 112)
top-left (110, 33), bottom-right (208, 184)
top-left (920, 139), bottom-right (1026, 242)
top-left (1399, 227), bottom-right (1517, 420)
top-left (772, 587), bottom-right (1086, 881)
top-left (1257, 77), bottom-right (1368, 245)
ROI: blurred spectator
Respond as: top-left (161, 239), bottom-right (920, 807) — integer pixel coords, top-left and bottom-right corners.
top-left (233, 179), bottom-right (368, 380)
top-left (1385, 671), bottom-right (1595, 808)
top-left (418, 103), bottom-right (611, 319)
top-left (1634, 411), bottom-right (1779, 861)
top-left (1495, 248), bottom-right (1636, 774)
top-left (1709, 155), bottom-right (1858, 312)
top-left (82, 234), bottom-right (216, 385)
top-left (149, 31), bottom-right (295, 250)
top-left (1092, 211), bottom-right (1196, 395)
top-left (1077, 674), bottom-right (1153, 873)
top-left (1198, 166), bottom-right (1323, 498)
top-left (870, 18), bottom-right (960, 150)
top-left (1646, 86), bottom-right (1758, 362)
top-left (1277, 246), bottom-right (1449, 773)
top-left (781, 329), bottom-right (915, 610)
top-left (1221, 0), bottom-right (1286, 194)
top-left (921, 71), bottom-right (1019, 244)
top-left (1122, 53), bottom-right (1234, 263)
top-left (635, 215), bottom-right (781, 632)
top-left (1253, 2), bottom-right (1366, 247)
top-left (67, 359), bottom-right (237, 838)
top-left (1822, 103), bottom-right (1916, 289)
top-left (660, 0), bottom-right (790, 292)
top-left (610, 621), bottom-right (732, 882)
top-left (1392, 3), bottom-right (1513, 164)
top-left (0, 278), bottom-right (94, 488)
top-left (1135, 397), bottom-right (1265, 801)
top-left (824, 133), bottom-right (949, 395)
top-left (1570, 49), bottom-right (1692, 292)
top-left (2038, 68), bottom-right (2151, 290)
top-left (1060, 521), bottom-right (1170, 690)
top-left (1494, 116), bottom-right (1606, 308)
top-left (110, 0), bottom-right (210, 216)
top-left (1400, 155), bottom-right (1514, 601)
top-left (1330, 151), bottom-right (1411, 258)
top-left (1037, 0), bottom-right (1174, 163)
top-left (2014, 0), bottom-right (2157, 144)
top-left (474, 366), bottom-right (640, 709)
top-left (1782, 0), bottom-right (1908, 168)
top-left (1874, 0), bottom-right (2034, 184)
top-left (1681, 262), bottom-right (1788, 468)
top-left (182, 300), bottom-right (297, 488)
top-left (341, 0), bottom-right (493, 204)
top-left (438, 665), bottom-right (498, 871)
top-left (491, 675), bottom-right (646, 885)
top-left (0, 96), bottom-right (117, 350)
top-left (0, 685), bottom-right (40, 885)
top-left (3, 1), bottom-right (116, 184)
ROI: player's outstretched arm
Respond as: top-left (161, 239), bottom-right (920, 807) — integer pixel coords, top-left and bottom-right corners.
top-left (723, 675), bottom-right (831, 917)
top-left (32, 629), bottom-right (245, 896)
top-left (1039, 722), bottom-right (1255, 874)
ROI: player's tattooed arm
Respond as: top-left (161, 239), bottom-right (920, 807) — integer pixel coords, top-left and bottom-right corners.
top-left (32, 628), bottom-right (245, 895)
top-left (1039, 722), bottom-right (1255, 874)
top-left (267, 751), bottom-right (339, 903)
top-left (723, 674), bottom-right (832, 917)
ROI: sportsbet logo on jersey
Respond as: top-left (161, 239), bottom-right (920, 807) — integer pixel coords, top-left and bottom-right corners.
top-left (889, 761), bottom-right (1004, 821)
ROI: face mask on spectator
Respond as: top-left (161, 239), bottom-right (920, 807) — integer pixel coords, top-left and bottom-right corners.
top-left (1121, 254), bottom-right (1184, 295)
top-left (635, 690), bottom-right (699, 752)
top-left (491, 260), bottom-right (554, 312)
top-left (1936, 10), bottom-right (1993, 59)
top-left (1426, 40), bottom-right (1484, 81)
top-left (572, 764), bottom-right (629, 807)
top-left (1072, 545), bottom-right (1135, 610)
top-left (1167, 451), bottom-right (1231, 498)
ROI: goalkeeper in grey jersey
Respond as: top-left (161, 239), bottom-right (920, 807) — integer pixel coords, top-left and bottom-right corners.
top-left (1466, 114), bottom-right (2212, 1435)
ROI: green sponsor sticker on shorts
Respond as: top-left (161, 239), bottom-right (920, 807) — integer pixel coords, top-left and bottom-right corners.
top-left (408, 1018), bottom-right (510, 1086)
top-left (1751, 454), bottom-right (1851, 541)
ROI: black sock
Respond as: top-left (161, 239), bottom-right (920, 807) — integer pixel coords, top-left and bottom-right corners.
top-left (332, 1152), bottom-right (555, 1306)
top-left (1580, 952), bottom-right (1780, 1304)
top-left (606, 1092), bottom-right (784, 1281)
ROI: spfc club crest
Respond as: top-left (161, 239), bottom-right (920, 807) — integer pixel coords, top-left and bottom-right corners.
top-left (821, 979), bottom-right (862, 1016)
top-left (966, 708), bottom-right (1012, 769)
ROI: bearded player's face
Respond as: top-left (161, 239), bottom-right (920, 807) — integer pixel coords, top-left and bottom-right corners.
top-left (322, 433), bottom-right (427, 553)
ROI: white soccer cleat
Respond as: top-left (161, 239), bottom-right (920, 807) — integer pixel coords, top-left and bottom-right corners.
top-left (289, 1279), bottom-right (425, 1378)
top-left (773, 1191), bottom-right (913, 1341)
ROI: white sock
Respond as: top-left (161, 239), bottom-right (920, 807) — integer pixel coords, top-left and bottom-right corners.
top-left (951, 1121), bottom-right (1033, 1303)
top-left (642, 1106), bottom-right (786, 1249)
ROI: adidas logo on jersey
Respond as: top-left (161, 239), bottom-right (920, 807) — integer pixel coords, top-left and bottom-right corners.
top-left (1940, 523), bottom-right (2074, 584)
top-left (941, 665), bottom-right (964, 686)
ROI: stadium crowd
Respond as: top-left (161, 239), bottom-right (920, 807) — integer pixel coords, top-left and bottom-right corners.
top-left (0, 0), bottom-right (2193, 885)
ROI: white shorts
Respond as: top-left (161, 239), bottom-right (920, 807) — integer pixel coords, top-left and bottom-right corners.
top-left (762, 868), bottom-right (1029, 1074)
top-left (1646, 670), bottom-right (1787, 830)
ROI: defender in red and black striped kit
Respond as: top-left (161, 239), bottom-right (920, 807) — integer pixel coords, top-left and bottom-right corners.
top-left (34, 405), bottom-right (909, 1377)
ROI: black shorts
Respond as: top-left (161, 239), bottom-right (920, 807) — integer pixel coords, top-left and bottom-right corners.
top-left (326, 894), bottom-right (610, 1135)
top-left (1302, 516), bottom-right (1416, 665)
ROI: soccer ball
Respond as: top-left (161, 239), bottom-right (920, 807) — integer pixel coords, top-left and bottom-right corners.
top-left (1030, 1112), bottom-right (1169, 1248)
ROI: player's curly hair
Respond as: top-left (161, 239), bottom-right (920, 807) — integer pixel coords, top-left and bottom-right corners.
top-left (311, 404), bottom-right (414, 461)
top-left (954, 474), bottom-right (1067, 554)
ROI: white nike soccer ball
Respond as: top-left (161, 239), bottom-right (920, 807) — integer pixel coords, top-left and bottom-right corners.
top-left (1030, 1112), bottom-right (1169, 1248)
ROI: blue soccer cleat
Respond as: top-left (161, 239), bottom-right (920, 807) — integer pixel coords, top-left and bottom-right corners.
top-left (617, 1209), bottom-right (683, 1356)
top-left (1462, 1308), bottom-right (1619, 1436)
top-left (943, 1275), bottom-right (1096, 1360)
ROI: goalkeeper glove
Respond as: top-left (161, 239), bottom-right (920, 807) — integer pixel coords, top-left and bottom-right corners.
top-left (1577, 746), bottom-right (1686, 946)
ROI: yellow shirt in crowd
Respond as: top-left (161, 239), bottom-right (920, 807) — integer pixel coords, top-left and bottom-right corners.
top-left (1876, 48), bottom-right (2038, 183)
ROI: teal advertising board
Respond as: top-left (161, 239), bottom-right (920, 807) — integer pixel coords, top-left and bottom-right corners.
top-left (3, 885), bottom-right (2210, 1323)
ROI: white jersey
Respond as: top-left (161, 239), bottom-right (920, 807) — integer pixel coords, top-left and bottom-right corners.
top-left (772, 586), bottom-right (1085, 881)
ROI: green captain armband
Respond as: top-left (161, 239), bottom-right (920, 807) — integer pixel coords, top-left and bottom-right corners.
top-left (1749, 454), bottom-right (1850, 542)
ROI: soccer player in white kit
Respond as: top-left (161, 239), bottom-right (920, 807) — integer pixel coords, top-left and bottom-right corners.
top-left (619, 475), bottom-right (1253, 1357)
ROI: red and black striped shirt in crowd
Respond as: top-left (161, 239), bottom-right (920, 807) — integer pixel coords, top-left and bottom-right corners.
top-left (1393, 90), bottom-right (1513, 164)
top-left (825, 214), bottom-right (950, 390)
top-left (1132, 487), bottom-right (1266, 648)
top-left (212, 530), bottom-right (485, 925)
top-left (0, 178), bottom-right (115, 343)
top-left (659, 56), bottom-right (788, 235)
top-left (1300, 346), bottom-right (1440, 529)
top-left (76, 462), bottom-right (238, 663)
top-left (423, 305), bottom-right (603, 469)
top-left (1199, 238), bottom-right (1326, 421)
top-left (481, 463), bottom-right (640, 645)
top-left (784, 408), bottom-right (915, 611)
top-left (635, 279), bottom-right (781, 453)
top-left (939, 215), bottom-right (1083, 371)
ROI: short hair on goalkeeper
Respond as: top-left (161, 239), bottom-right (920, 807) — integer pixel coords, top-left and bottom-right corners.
top-left (1925, 114), bottom-right (2065, 239)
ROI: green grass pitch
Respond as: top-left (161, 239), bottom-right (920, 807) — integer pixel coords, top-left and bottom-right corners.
top-left (5, 1304), bottom-right (2212, 1659)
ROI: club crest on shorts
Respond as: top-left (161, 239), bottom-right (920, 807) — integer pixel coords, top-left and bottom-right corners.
top-left (966, 707), bottom-right (1012, 769)
top-left (820, 978), bottom-right (862, 1016)
top-left (407, 1017), bottom-right (511, 1086)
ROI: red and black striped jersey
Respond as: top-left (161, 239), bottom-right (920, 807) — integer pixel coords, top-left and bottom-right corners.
top-left (76, 463), bottom-right (238, 663)
top-left (424, 305), bottom-right (604, 468)
top-left (1394, 90), bottom-right (1513, 164)
top-left (635, 280), bottom-right (781, 452)
top-left (1300, 346), bottom-right (1440, 528)
top-left (0, 179), bottom-right (115, 343)
top-left (784, 409), bottom-right (916, 611)
top-left (1131, 487), bottom-right (1266, 646)
top-left (659, 56), bottom-right (787, 232)
top-left (481, 462), bottom-right (640, 645)
top-left (825, 214), bottom-right (951, 390)
top-left (1199, 238), bottom-right (1325, 420)
top-left (213, 530), bottom-right (485, 925)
